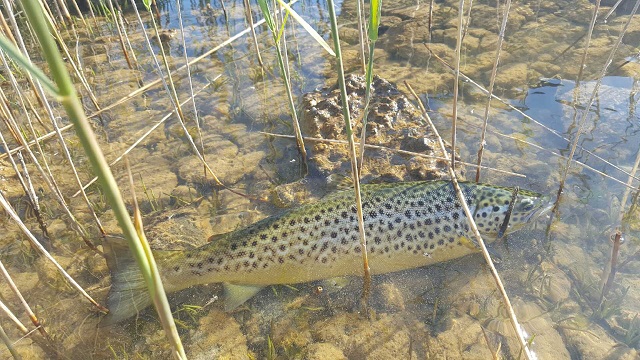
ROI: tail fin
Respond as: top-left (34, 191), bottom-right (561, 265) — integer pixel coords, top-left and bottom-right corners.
top-left (100, 237), bottom-right (152, 326)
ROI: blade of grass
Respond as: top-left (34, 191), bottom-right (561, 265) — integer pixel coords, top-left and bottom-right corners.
top-left (17, 1), bottom-right (184, 358)
top-left (326, 0), bottom-right (372, 309)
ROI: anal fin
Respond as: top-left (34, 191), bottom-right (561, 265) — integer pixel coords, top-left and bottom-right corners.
top-left (223, 283), bottom-right (265, 311)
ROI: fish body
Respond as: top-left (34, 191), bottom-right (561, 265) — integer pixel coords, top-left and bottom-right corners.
top-left (103, 181), bottom-right (550, 324)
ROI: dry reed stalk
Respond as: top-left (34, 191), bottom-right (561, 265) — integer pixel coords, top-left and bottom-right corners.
top-left (0, 128), bottom-right (51, 245)
top-left (16, 152), bottom-right (52, 246)
top-left (0, 192), bottom-right (108, 312)
top-left (0, 0), bottom-right (300, 159)
top-left (117, 10), bottom-right (142, 75)
top-left (39, 5), bottom-right (102, 112)
top-left (177, 0), bottom-right (207, 175)
top-left (0, 322), bottom-right (21, 360)
top-left (0, 84), bottom-right (96, 250)
top-left (475, 0), bottom-right (511, 183)
top-left (327, 0), bottom-right (372, 308)
top-left (425, 46), bottom-right (640, 183)
top-left (107, 0), bottom-right (134, 70)
top-left (71, 82), bottom-right (215, 197)
top-left (474, 124), bottom-right (639, 190)
top-left (0, 7), bottom-right (47, 114)
top-left (450, 0), bottom-right (464, 172)
top-left (428, 0), bottom-right (434, 41)
top-left (0, 25), bottom-right (101, 249)
top-left (0, 299), bottom-right (28, 336)
top-left (260, 0), bottom-right (308, 174)
top-left (0, 260), bottom-right (48, 338)
top-left (599, 144), bottom-right (640, 302)
top-left (243, 0), bottom-right (265, 68)
top-left (67, 0), bottom-right (88, 29)
top-left (260, 131), bottom-right (528, 178)
top-left (406, 81), bottom-right (534, 360)
top-left (53, 0), bottom-right (73, 26)
top-left (130, 0), bottom-right (233, 189)
top-left (554, 0), bottom-right (639, 208)
top-left (577, 0), bottom-right (601, 85)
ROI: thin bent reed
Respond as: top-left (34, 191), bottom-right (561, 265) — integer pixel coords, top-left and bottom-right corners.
top-left (405, 81), bottom-right (534, 360)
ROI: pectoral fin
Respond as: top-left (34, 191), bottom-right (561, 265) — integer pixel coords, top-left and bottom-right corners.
top-left (223, 283), bottom-right (265, 311)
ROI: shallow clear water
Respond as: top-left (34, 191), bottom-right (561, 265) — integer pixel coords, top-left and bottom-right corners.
top-left (1, 0), bottom-right (640, 358)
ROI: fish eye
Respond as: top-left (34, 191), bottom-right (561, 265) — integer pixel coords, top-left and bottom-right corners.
top-left (520, 199), bottom-right (534, 211)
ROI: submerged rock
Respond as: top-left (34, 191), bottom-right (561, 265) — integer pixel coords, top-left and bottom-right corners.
top-left (300, 74), bottom-right (453, 181)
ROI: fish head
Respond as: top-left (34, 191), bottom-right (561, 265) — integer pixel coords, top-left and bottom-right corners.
top-left (472, 185), bottom-right (552, 239)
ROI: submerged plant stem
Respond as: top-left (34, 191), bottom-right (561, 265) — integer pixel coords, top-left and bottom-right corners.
top-left (326, 0), bottom-right (371, 307)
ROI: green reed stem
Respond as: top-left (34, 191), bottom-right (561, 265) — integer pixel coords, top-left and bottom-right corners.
top-left (357, 0), bottom-right (381, 175)
top-left (16, 1), bottom-right (186, 358)
top-left (326, 0), bottom-right (372, 307)
top-left (257, 0), bottom-right (308, 174)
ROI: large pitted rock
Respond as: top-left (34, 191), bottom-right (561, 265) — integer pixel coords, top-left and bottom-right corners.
top-left (300, 74), bottom-right (454, 181)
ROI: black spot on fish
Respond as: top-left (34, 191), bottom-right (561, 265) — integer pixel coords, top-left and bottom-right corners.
top-left (444, 225), bottom-right (452, 232)
top-left (385, 203), bottom-right (392, 210)
top-left (231, 243), bottom-right (237, 251)
top-left (374, 236), bottom-right (382, 244)
top-left (394, 244), bottom-right (399, 250)
top-left (290, 219), bottom-right (296, 226)
top-left (173, 266), bottom-right (180, 272)
top-left (406, 234), bottom-right (413, 242)
top-left (397, 230), bottom-right (403, 237)
top-left (395, 217), bottom-right (402, 223)
top-left (273, 223), bottom-right (280, 230)
top-left (453, 212), bottom-right (460, 220)
top-left (260, 234), bottom-right (267, 240)
top-left (435, 204), bottom-right (442, 212)
top-left (303, 240), bottom-right (309, 246)
top-left (429, 244), bottom-right (435, 249)
top-left (493, 206), bottom-right (500, 212)
top-left (449, 237), bottom-right (455, 243)
top-left (186, 253), bottom-right (192, 258)
top-left (312, 244), bottom-right (318, 251)
top-left (428, 232), bottom-right (434, 239)
top-left (418, 200), bottom-right (425, 206)
top-left (418, 231), bottom-right (425, 238)
top-left (315, 215), bottom-right (321, 221)
top-left (438, 239), bottom-right (445, 246)
top-left (434, 227), bottom-right (441, 234)
top-left (278, 257), bottom-right (284, 264)
top-left (279, 244), bottom-right (286, 251)
top-left (425, 219), bottom-right (432, 225)
top-left (385, 246), bottom-right (389, 252)
top-left (388, 223), bottom-right (394, 230)
top-left (304, 217), bottom-right (310, 223)
top-left (271, 236), bottom-right (278, 243)
top-left (321, 257), bottom-right (327, 263)
top-left (354, 246), bottom-right (361, 253)
top-left (341, 238), bottom-right (348, 245)
top-left (331, 246), bottom-right (337, 253)
top-left (325, 220), bottom-right (331, 226)
top-left (435, 218), bottom-right (441, 224)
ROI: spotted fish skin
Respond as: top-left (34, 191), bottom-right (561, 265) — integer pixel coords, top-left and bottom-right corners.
top-left (103, 181), bottom-right (549, 324)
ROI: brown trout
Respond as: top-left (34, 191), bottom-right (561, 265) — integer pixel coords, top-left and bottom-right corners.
top-left (102, 181), bottom-right (550, 324)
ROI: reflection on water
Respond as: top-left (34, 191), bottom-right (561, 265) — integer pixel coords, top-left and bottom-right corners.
top-left (1, 0), bottom-right (640, 358)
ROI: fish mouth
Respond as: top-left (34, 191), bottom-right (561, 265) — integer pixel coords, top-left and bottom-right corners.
top-left (524, 195), bottom-right (554, 223)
